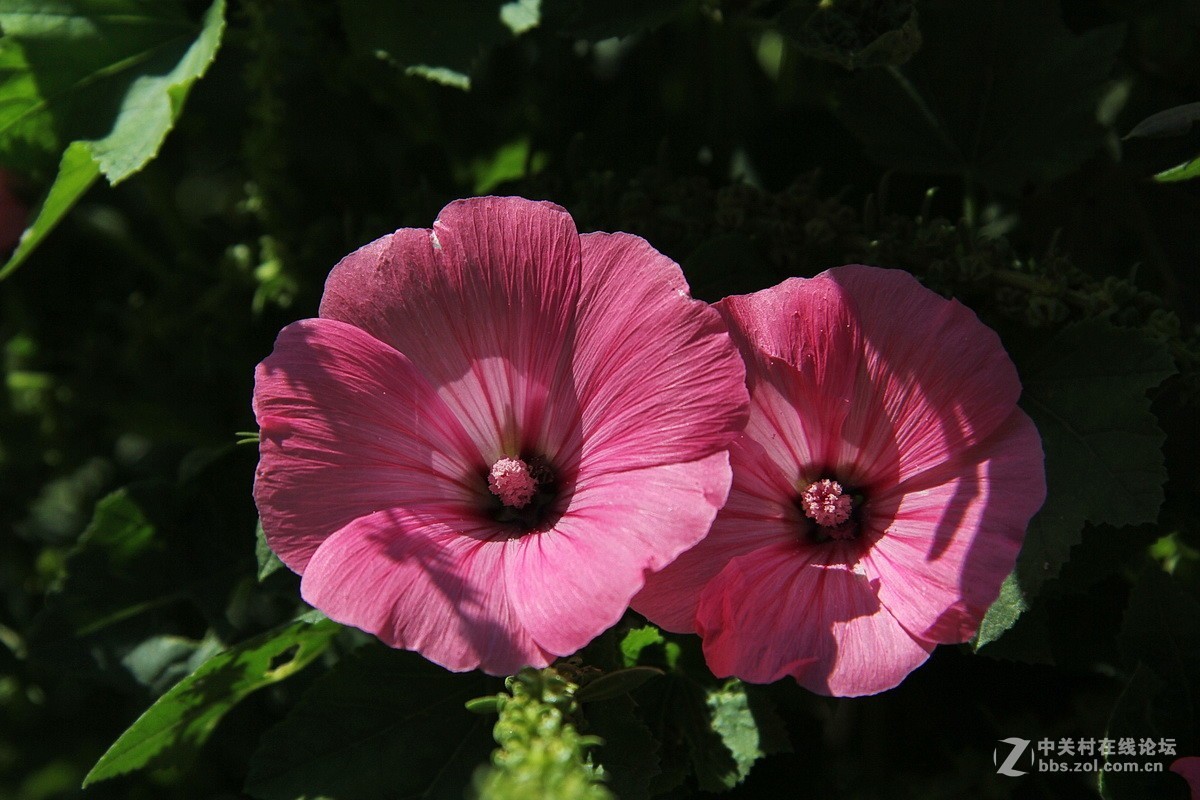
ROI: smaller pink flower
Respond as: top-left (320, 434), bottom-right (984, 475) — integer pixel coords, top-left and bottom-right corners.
top-left (254, 197), bottom-right (749, 675)
top-left (1172, 757), bottom-right (1200, 799)
top-left (635, 265), bottom-right (1046, 696)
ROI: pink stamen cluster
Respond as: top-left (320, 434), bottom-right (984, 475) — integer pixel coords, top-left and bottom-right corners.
top-left (800, 479), bottom-right (852, 527)
top-left (488, 457), bottom-right (538, 508)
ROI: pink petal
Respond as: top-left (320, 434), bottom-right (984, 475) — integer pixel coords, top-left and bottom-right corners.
top-left (717, 277), bottom-right (899, 489)
top-left (318, 197), bottom-right (583, 465)
top-left (696, 542), bottom-right (933, 696)
top-left (506, 451), bottom-right (732, 655)
top-left (571, 232), bottom-right (748, 474)
top-left (827, 266), bottom-right (1023, 486)
top-left (633, 434), bottom-right (804, 633)
top-left (253, 318), bottom-right (480, 572)
top-left (860, 410), bottom-right (1046, 643)
top-left (717, 267), bottom-right (1023, 489)
top-left (300, 507), bottom-right (554, 675)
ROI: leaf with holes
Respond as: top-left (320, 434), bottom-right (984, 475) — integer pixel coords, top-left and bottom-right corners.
top-left (84, 613), bottom-right (338, 785)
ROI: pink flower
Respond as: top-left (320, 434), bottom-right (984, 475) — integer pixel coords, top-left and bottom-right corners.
top-left (253, 197), bottom-right (749, 675)
top-left (634, 265), bottom-right (1045, 696)
top-left (1172, 757), bottom-right (1200, 799)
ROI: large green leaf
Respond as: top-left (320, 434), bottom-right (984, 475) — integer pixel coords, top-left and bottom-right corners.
top-left (244, 645), bottom-right (499, 800)
top-left (84, 613), bottom-right (339, 785)
top-left (0, 0), bottom-right (226, 278)
top-left (833, 0), bottom-right (1124, 194)
top-left (976, 320), bottom-right (1175, 647)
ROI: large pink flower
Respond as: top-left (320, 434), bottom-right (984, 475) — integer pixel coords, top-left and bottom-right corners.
top-left (253, 197), bottom-right (749, 675)
top-left (634, 265), bottom-right (1045, 696)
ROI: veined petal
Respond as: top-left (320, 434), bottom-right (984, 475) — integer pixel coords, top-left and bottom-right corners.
top-left (826, 266), bottom-right (1023, 486)
top-left (571, 232), bottom-right (748, 474)
top-left (253, 318), bottom-right (480, 573)
top-left (301, 508), bottom-right (553, 675)
top-left (696, 542), bottom-right (933, 697)
top-left (718, 278), bottom-right (900, 489)
top-left (506, 451), bottom-right (732, 655)
top-left (633, 434), bottom-right (803, 633)
top-left (860, 410), bottom-right (1046, 644)
top-left (319, 197), bottom-right (584, 465)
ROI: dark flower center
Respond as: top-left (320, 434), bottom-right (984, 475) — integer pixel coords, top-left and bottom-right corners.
top-left (798, 477), bottom-right (863, 542)
top-left (486, 454), bottom-right (558, 531)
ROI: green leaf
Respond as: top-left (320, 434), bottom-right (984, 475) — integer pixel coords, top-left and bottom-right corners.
top-left (1, 142), bottom-right (100, 276)
top-left (833, 0), bottom-right (1124, 194)
top-left (976, 320), bottom-right (1175, 647)
top-left (636, 672), bottom-right (787, 794)
top-left (254, 520), bottom-right (284, 582)
top-left (779, 0), bottom-right (922, 70)
top-left (702, 680), bottom-right (784, 790)
top-left (245, 645), bottom-right (499, 800)
top-left (0, 0), bottom-right (226, 278)
top-left (84, 614), bottom-right (339, 785)
top-left (619, 624), bottom-right (681, 670)
top-left (1153, 155), bottom-right (1200, 183)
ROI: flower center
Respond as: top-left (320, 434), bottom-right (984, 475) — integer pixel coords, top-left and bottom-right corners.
top-left (485, 454), bottom-right (559, 532)
top-left (488, 457), bottom-right (538, 508)
top-left (800, 478), bottom-right (857, 541)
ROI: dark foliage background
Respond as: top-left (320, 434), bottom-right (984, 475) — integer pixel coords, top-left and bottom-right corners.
top-left (1, 0), bottom-right (1198, 798)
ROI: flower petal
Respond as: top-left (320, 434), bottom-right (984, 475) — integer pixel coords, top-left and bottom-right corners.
top-left (827, 265), bottom-right (1024, 485)
top-left (318, 197), bottom-right (584, 464)
top-left (253, 318), bottom-right (479, 572)
top-left (300, 507), bottom-right (553, 675)
top-left (633, 434), bottom-right (804, 633)
top-left (571, 232), bottom-right (748, 474)
top-left (695, 542), bottom-right (933, 696)
top-left (717, 277), bottom-right (900, 488)
top-left (506, 451), bottom-right (732, 655)
top-left (860, 409), bottom-right (1046, 643)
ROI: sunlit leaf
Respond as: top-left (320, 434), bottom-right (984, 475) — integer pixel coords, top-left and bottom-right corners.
top-left (1153, 155), bottom-right (1200, 183)
top-left (84, 613), bottom-right (339, 785)
top-left (0, 0), bottom-right (226, 277)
